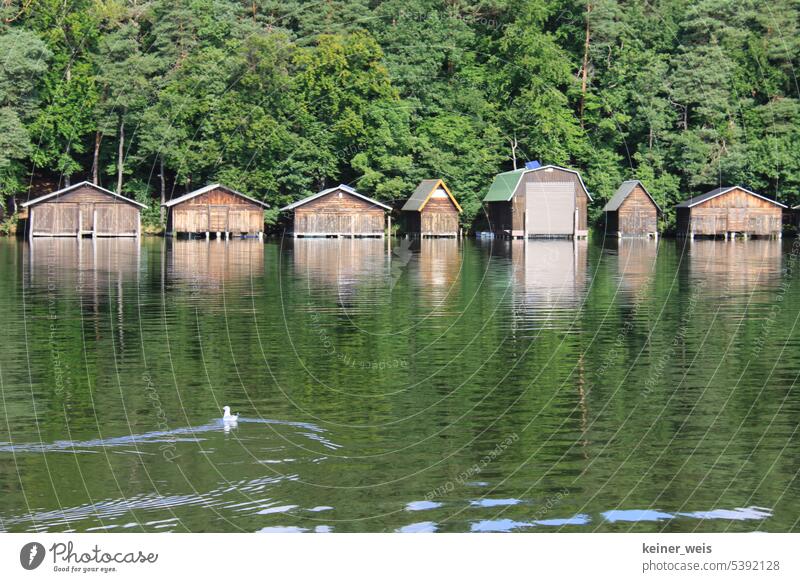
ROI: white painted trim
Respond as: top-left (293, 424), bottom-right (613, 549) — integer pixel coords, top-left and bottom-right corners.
top-left (682, 186), bottom-right (787, 209)
top-left (20, 181), bottom-right (147, 209)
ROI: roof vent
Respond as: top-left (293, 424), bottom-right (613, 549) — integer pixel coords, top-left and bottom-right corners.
top-left (525, 160), bottom-right (541, 170)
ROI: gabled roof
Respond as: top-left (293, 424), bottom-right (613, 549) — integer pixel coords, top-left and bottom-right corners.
top-left (603, 180), bottom-right (662, 213)
top-left (483, 165), bottom-right (592, 203)
top-left (163, 183), bottom-right (269, 208)
top-left (20, 181), bottom-right (147, 209)
top-left (280, 184), bottom-right (391, 212)
top-left (675, 186), bottom-right (786, 209)
top-left (401, 179), bottom-right (462, 212)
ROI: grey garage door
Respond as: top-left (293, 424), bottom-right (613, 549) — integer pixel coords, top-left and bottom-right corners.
top-left (526, 182), bottom-right (575, 236)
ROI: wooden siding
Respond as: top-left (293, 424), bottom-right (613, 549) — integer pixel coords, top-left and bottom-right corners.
top-left (488, 168), bottom-right (589, 237)
top-left (29, 184), bottom-right (141, 237)
top-left (610, 184), bottom-right (658, 236)
top-left (677, 188), bottom-right (782, 237)
top-left (292, 189), bottom-right (385, 236)
top-left (169, 187), bottom-right (264, 234)
top-left (406, 196), bottom-right (459, 236)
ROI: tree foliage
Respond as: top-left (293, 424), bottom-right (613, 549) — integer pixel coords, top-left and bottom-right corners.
top-left (0, 0), bottom-right (798, 228)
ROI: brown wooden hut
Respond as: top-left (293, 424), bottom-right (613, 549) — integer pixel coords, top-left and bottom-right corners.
top-left (281, 184), bottom-right (391, 238)
top-left (402, 179), bottom-right (462, 237)
top-left (483, 165), bottom-right (591, 238)
top-left (21, 181), bottom-right (145, 239)
top-left (675, 186), bottom-right (785, 239)
top-left (163, 184), bottom-right (268, 239)
top-left (603, 180), bottom-right (660, 238)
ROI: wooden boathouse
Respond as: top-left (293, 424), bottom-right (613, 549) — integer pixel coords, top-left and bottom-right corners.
top-left (21, 181), bottom-right (145, 239)
top-left (603, 180), bottom-right (661, 238)
top-left (675, 186), bottom-right (785, 239)
top-left (163, 184), bottom-right (268, 239)
top-left (483, 164), bottom-right (591, 238)
top-left (402, 179), bottom-right (462, 237)
top-left (281, 184), bottom-right (391, 238)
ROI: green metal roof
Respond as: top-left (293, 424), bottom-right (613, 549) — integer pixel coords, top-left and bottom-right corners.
top-left (483, 169), bottom-right (525, 202)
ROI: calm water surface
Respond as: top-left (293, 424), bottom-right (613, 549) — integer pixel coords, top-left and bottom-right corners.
top-left (0, 235), bottom-right (798, 532)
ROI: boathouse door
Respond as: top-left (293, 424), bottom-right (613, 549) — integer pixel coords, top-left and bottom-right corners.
top-left (209, 205), bottom-right (228, 232)
top-left (80, 203), bottom-right (94, 234)
top-left (728, 208), bottom-right (746, 232)
top-left (525, 182), bottom-right (574, 236)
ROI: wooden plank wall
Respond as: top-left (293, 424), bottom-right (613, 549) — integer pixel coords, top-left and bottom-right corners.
top-left (616, 184), bottom-right (658, 235)
top-left (419, 197), bottom-right (459, 236)
top-left (29, 185), bottom-right (141, 237)
top-left (293, 189), bottom-right (385, 236)
top-left (170, 188), bottom-right (264, 234)
top-left (679, 188), bottom-right (782, 236)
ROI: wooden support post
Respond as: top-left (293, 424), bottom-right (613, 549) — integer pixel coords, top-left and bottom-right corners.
top-left (387, 214), bottom-right (391, 239)
top-left (28, 208), bottom-right (33, 241)
top-left (77, 209), bottom-right (82, 238)
top-left (258, 231), bottom-right (263, 241)
top-left (93, 209), bottom-right (97, 238)
top-left (136, 212), bottom-right (141, 239)
top-left (206, 231), bottom-right (210, 240)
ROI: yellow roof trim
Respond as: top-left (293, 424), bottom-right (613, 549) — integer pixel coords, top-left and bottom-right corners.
top-left (418, 179), bottom-right (463, 213)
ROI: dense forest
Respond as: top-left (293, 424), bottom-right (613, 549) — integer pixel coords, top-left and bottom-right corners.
top-left (0, 0), bottom-right (798, 231)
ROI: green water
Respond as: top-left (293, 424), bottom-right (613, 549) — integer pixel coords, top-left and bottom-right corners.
top-left (0, 235), bottom-right (798, 532)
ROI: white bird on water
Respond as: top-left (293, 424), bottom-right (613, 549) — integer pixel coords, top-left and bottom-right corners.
top-left (222, 406), bottom-right (239, 422)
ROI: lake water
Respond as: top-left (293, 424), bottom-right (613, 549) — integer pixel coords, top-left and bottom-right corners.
top-left (0, 235), bottom-right (798, 532)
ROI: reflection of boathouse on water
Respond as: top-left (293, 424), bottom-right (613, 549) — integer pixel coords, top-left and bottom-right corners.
top-left (612, 238), bottom-right (659, 296)
top-left (409, 238), bottom-right (462, 307)
top-left (166, 238), bottom-right (265, 288)
top-left (688, 239), bottom-right (782, 293)
top-left (510, 239), bottom-right (589, 313)
top-left (291, 238), bottom-right (386, 301)
top-left (26, 237), bottom-right (141, 293)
